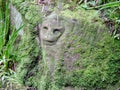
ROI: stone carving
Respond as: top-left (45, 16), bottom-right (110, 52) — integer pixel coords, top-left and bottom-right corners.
top-left (40, 13), bottom-right (65, 46)
top-left (10, 3), bottom-right (119, 89)
top-left (39, 13), bottom-right (65, 75)
top-left (38, 11), bottom-right (111, 90)
top-left (39, 13), bottom-right (78, 75)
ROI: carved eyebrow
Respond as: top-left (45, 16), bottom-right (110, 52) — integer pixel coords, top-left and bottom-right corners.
top-left (42, 22), bottom-right (49, 28)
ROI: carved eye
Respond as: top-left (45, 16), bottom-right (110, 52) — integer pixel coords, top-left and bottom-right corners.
top-left (43, 26), bottom-right (48, 30)
top-left (53, 29), bottom-right (60, 34)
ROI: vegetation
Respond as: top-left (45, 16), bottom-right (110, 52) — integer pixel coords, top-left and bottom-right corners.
top-left (65, 0), bottom-right (120, 38)
top-left (0, 0), bottom-right (24, 89)
top-left (0, 0), bottom-right (120, 90)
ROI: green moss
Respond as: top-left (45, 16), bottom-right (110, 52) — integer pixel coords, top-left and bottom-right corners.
top-left (13, 22), bottom-right (41, 88)
top-left (63, 22), bottom-right (120, 89)
top-left (11, 0), bottom-right (43, 25)
top-left (10, 1), bottom-right (120, 89)
top-left (24, 4), bottom-right (43, 24)
top-left (59, 8), bottom-right (120, 89)
top-left (10, 1), bottom-right (42, 87)
top-left (61, 8), bottom-right (103, 23)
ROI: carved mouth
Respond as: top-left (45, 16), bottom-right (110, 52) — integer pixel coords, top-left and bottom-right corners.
top-left (43, 40), bottom-right (57, 45)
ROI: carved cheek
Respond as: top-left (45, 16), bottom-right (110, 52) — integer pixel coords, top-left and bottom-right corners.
top-left (40, 26), bottom-right (47, 39)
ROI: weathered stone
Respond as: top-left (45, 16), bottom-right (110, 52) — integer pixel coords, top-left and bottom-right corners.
top-left (38, 9), bottom-right (120, 90)
top-left (10, 3), bottom-right (41, 89)
top-left (10, 4), bottom-right (24, 36)
top-left (39, 13), bottom-right (75, 75)
top-left (10, 1), bottom-right (120, 90)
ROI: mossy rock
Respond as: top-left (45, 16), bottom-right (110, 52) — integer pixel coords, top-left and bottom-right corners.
top-left (62, 9), bottom-right (120, 90)
top-left (10, 1), bottom-right (42, 89)
top-left (36, 9), bottom-right (120, 90)
top-left (10, 1), bottom-right (120, 89)
top-left (11, 0), bottom-right (43, 25)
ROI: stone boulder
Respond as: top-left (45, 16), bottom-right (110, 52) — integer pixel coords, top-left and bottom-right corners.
top-left (9, 1), bottom-right (120, 90)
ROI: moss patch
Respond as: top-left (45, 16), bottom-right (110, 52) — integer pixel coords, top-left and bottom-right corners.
top-left (10, 1), bottom-right (120, 89)
top-left (11, 0), bottom-right (43, 25)
top-left (61, 9), bottom-right (120, 89)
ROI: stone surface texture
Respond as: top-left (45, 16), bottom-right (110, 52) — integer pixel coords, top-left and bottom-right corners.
top-left (10, 1), bottom-right (120, 90)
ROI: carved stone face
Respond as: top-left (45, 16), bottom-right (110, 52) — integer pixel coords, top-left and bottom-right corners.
top-left (40, 17), bottom-right (65, 45)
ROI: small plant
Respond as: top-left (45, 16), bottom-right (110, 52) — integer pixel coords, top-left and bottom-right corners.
top-left (0, 1), bottom-right (23, 89)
